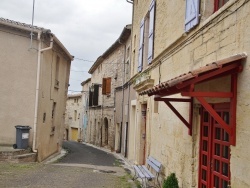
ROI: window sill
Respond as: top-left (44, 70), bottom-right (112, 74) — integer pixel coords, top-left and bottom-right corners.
top-left (50, 132), bottom-right (55, 136)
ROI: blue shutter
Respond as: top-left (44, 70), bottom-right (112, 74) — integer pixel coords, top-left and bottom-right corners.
top-left (138, 19), bottom-right (144, 72)
top-left (185, 0), bottom-right (200, 32)
top-left (148, 0), bottom-right (155, 64)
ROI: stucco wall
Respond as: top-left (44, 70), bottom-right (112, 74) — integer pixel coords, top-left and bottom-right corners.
top-left (36, 40), bottom-right (71, 162)
top-left (131, 0), bottom-right (250, 187)
top-left (65, 95), bottom-right (82, 141)
top-left (0, 25), bottom-right (71, 162)
top-left (0, 27), bottom-right (37, 145)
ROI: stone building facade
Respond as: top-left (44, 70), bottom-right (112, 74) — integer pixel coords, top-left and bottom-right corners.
top-left (81, 78), bottom-right (91, 142)
top-left (114, 33), bottom-right (136, 157)
top-left (87, 25), bottom-right (131, 150)
top-left (129, 0), bottom-right (250, 187)
top-left (64, 94), bottom-right (82, 141)
top-left (0, 18), bottom-right (72, 162)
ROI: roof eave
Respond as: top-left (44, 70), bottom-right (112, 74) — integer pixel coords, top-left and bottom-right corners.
top-left (88, 24), bottom-right (131, 74)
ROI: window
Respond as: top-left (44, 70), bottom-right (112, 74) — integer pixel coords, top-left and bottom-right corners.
top-left (56, 56), bottom-right (60, 80)
top-left (74, 98), bottom-right (78, 103)
top-left (43, 113), bottom-right (46, 123)
top-left (102, 77), bottom-right (111, 95)
top-left (51, 102), bottom-right (56, 135)
top-left (89, 84), bottom-right (99, 106)
top-left (52, 102), bottom-right (56, 119)
top-left (185, 0), bottom-right (200, 32)
top-left (55, 56), bottom-right (60, 88)
top-left (138, 0), bottom-right (155, 72)
top-left (214, 0), bottom-right (229, 12)
top-left (74, 110), bottom-right (77, 121)
top-left (126, 46), bottom-right (130, 59)
top-left (126, 60), bottom-right (130, 81)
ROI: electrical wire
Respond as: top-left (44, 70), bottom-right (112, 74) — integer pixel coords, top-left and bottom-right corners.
top-left (70, 70), bottom-right (88, 72)
top-left (74, 58), bottom-right (94, 62)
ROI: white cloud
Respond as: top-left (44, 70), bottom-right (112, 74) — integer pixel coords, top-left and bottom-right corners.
top-left (0, 0), bottom-right (132, 93)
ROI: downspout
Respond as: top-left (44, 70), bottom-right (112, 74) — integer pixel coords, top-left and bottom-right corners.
top-left (32, 33), bottom-right (54, 153)
top-left (119, 39), bottom-right (126, 155)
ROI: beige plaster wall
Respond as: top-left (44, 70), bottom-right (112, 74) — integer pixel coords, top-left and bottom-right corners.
top-left (65, 95), bottom-right (82, 141)
top-left (131, 0), bottom-right (250, 187)
top-left (36, 42), bottom-right (71, 162)
top-left (0, 26), bottom-right (71, 162)
top-left (0, 28), bottom-right (37, 145)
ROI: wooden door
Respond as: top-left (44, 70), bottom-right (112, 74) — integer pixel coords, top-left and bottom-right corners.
top-left (199, 103), bottom-right (231, 188)
top-left (71, 127), bottom-right (78, 141)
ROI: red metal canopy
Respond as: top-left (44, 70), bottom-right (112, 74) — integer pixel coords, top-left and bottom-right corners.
top-left (141, 53), bottom-right (247, 145)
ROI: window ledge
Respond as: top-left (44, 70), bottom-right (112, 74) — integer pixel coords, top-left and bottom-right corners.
top-left (133, 78), bottom-right (154, 93)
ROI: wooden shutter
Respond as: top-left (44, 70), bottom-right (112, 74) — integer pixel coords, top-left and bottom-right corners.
top-left (88, 89), bottom-right (93, 106)
top-left (138, 19), bottom-right (144, 72)
top-left (148, 0), bottom-right (155, 64)
top-left (93, 85), bottom-right (99, 106)
top-left (106, 77), bottom-right (111, 94)
top-left (102, 78), bottom-right (107, 94)
top-left (185, 0), bottom-right (200, 32)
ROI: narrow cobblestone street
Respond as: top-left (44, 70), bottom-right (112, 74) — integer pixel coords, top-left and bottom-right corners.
top-left (0, 141), bottom-right (136, 188)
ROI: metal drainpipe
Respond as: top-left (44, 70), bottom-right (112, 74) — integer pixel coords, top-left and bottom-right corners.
top-left (32, 33), bottom-right (54, 153)
top-left (118, 39), bottom-right (126, 155)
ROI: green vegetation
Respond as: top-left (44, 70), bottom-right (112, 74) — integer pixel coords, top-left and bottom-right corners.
top-left (163, 173), bottom-right (179, 188)
top-left (0, 162), bottom-right (40, 180)
top-left (116, 171), bottom-right (142, 188)
top-left (114, 159), bottom-right (123, 167)
top-left (118, 175), bottom-right (132, 188)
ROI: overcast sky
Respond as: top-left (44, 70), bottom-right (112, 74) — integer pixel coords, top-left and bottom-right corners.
top-left (0, 0), bottom-right (132, 93)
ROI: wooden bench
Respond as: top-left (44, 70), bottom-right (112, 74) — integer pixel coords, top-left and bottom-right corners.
top-left (133, 156), bottom-right (162, 188)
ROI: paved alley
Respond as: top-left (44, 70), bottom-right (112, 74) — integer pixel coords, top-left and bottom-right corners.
top-left (0, 141), bottom-right (136, 188)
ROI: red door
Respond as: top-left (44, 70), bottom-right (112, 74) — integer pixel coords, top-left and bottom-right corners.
top-left (199, 103), bottom-right (231, 188)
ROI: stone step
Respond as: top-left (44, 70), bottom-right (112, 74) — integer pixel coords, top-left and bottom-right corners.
top-left (13, 153), bottom-right (37, 162)
top-left (0, 146), bottom-right (36, 162)
top-left (0, 148), bottom-right (31, 157)
top-left (0, 153), bottom-right (37, 162)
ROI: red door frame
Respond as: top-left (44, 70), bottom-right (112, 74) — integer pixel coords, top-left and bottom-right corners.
top-left (199, 103), bottom-right (231, 188)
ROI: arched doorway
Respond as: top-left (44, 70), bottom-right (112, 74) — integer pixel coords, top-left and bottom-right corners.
top-left (104, 117), bottom-right (108, 146)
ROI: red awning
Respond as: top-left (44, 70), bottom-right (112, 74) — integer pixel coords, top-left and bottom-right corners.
top-left (140, 53), bottom-right (247, 144)
top-left (139, 53), bottom-right (247, 97)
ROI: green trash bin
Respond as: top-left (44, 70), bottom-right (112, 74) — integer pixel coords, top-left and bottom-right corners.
top-left (13, 125), bottom-right (32, 149)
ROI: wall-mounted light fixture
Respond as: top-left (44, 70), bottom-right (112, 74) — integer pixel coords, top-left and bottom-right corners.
top-left (90, 84), bottom-right (95, 93)
top-left (90, 83), bottom-right (102, 93)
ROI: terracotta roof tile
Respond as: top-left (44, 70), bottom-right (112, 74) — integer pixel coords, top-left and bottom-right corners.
top-left (139, 53), bottom-right (247, 96)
